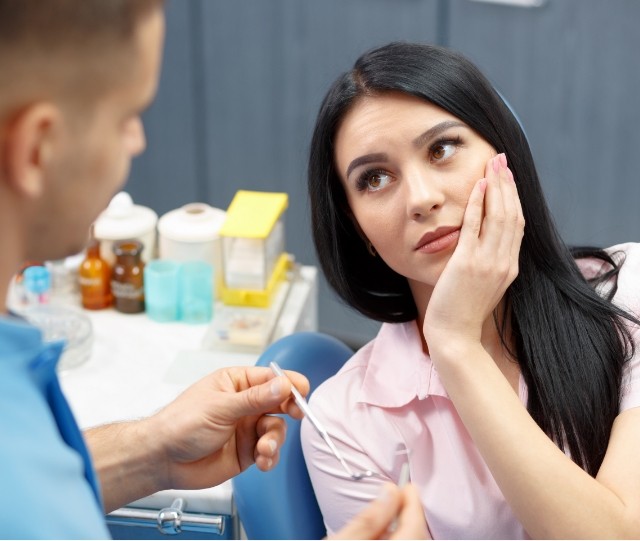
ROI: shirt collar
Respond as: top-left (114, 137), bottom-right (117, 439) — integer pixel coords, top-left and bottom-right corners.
top-left (357, 321), bottom-right (450, 408)
top-left (0, 314), bottom-right (43, 360)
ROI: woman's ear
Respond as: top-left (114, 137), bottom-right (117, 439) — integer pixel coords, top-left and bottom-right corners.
top-left (2, 102), bottom-right (61, 199)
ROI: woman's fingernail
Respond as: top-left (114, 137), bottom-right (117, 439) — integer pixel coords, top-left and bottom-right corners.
top-left (492, 156), bottom-right (500, 174)
top-left (499, 153), bottom-right (507, 169)
top-left (270, 377), bottom-right (282, 396)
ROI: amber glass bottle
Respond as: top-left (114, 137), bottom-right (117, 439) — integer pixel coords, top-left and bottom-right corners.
top-left (111, 240), bottom-right (145, 314)
top-left (79, 238), bottom-right (113, 309)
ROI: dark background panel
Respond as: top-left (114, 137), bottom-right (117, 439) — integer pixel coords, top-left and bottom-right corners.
top-left (447, 0), bottom-right (640, 248)
top-left (127, 0), bottom-right (202, 210)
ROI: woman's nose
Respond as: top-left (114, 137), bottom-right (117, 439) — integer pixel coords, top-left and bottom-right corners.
top-left (404, 167), bottom-right (444, 219)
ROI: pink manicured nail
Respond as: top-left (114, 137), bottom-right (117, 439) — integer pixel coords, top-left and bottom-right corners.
top-left (492, 157), bottom-right (500, 174)
top-left (499, 153), bottom-right (507, 169)
top-left (507, 169), bottom-right (514, 182)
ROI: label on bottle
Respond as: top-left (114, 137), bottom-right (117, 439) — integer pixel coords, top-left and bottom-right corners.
top-left (79, 276), bottom-right (104, 287)
top-left (111, 281), bottom-right (143, 300)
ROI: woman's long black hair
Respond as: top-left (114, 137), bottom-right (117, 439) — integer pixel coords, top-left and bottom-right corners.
top-left (308, 42), bottom-right (639, 476)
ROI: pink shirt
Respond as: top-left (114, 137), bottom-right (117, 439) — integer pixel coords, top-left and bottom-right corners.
top-left (301, 243), bottom-right (640, 539)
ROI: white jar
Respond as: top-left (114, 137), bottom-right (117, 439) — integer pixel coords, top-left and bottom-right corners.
top-left (157, 203), bottom-right (226, 299)
top-left (94, 192), bottom-right (158, 265)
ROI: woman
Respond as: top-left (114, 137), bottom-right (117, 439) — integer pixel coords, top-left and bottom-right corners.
top-left (302, 42), bottom-right (640, 539)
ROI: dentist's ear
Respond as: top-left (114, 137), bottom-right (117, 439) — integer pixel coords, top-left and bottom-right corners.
top-left (3, 102), bottom-right (61, 199)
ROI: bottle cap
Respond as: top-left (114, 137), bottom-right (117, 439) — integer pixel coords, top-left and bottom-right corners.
top-left (94, 192), bottom-right (158, 240)
top-left (158, 203), bottom-right (226, 243)
top-left (113, 239), bottom-right (144, 258)
top-left (23, 266), bottom-right (51, 294)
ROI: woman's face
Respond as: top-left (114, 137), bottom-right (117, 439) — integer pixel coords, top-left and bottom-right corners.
top-left (335, 92), bottom-right (497, 291)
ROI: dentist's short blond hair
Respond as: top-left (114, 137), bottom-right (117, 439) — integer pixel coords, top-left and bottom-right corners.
top-left (0, 0), bottom-right (164, 115)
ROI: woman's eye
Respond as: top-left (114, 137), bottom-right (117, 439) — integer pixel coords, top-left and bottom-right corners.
top-left (356, 170), bottom-right (392, 192)
top-left (430, 139), bottom-right (460, 162)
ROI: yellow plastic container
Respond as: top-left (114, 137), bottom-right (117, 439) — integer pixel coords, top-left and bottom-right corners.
top-left (219, 190), bottom-right (289, 307)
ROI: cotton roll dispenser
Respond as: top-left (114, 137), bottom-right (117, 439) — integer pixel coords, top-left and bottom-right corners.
top-left (218, 190), bottom-right (290, 308)
top-left (202, 190), bottom-right (292, 351)
top-left (157, 203), bottom-right (226, 299)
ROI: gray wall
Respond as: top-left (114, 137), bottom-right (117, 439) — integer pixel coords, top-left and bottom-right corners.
top-left (126, 0), bottom-right (640, 348)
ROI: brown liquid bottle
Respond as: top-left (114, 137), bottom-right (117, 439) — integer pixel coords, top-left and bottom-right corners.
top-left (111, 240), bottom-right (145, 314)
top-left (79, 237), bottom-right (113, 309)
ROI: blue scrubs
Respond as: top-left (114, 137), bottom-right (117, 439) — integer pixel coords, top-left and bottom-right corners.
top-left (0, 316), bottom-right (110, 539)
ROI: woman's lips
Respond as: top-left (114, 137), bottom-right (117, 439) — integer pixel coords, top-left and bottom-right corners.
top-left (415, 227), bottom-right (461, 254)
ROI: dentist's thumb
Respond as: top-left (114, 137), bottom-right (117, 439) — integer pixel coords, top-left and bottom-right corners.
top-left (224, 375), bottom-right (293, 419)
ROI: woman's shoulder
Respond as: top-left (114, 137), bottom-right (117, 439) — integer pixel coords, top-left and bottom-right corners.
top-left (308, 321), bottom-right (419, 412)
top-left (574, 243), bottom-right (630, 277)
top-left (606, 243), bottom-right (640, 412)
top-left (575, 243), bottom-right (640, 305)
top-left (606, 242), bottom-right (640, 264)
top-left (308, 332), bottom-right (378, 409)
top-left (606, 242), bottom-right (640, 308)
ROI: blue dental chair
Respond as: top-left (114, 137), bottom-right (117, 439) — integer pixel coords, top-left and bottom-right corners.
top-left (232, 332), bottom-right (353, 540)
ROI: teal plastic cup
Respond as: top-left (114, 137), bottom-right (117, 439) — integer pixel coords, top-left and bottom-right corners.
top-left (180, 261), bottom-right (214, 324)
top-left (144, 260), bottom-right (181, 322)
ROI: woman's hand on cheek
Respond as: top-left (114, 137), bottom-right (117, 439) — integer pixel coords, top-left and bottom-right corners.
top-left (423, 153), bottom-right (525, 358)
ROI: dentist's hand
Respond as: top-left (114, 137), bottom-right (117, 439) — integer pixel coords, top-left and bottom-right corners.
top-left (89, 366), bottom-right (309, 513)
top-left (331, 483), bottom-right (430, 540)
top-left (151, 365), bottom-right (309, 490)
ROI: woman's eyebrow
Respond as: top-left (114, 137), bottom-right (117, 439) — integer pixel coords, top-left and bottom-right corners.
top-left (345, 152), bottom-right (388, 178)
top-left (412, 120), bottom-right (466, 149)
top-left (344, 120), bottom-right (466, 178)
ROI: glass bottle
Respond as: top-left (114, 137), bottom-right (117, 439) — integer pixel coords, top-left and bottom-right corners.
top-left (111, 240), bottom-right (145, 314)
top-left (79, 237), bottom-right (113, 309)
top-left (22, 265), bottom-right (51, 307)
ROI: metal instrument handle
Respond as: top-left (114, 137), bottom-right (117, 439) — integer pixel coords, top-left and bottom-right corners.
top-left (107, 498), bottom-right (225, 536)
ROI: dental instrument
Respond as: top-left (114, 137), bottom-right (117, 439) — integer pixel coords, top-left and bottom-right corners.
top-left (269, 361), bottom-right (381, 481)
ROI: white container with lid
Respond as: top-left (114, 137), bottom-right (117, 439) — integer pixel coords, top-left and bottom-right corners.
top-left (94, 192), bottom-right (158, 265)
top-left (157, 203), bottom-right (226, 299)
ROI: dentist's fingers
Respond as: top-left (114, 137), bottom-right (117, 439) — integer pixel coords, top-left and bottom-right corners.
top-left (254, 414), bottom-right (286, 471)
top-left (393, 484), bottom-right (432, 539)
top-left (221, 367), bottom-right (309, 420)
top-left (330, 484), bottom-right (403, 540)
